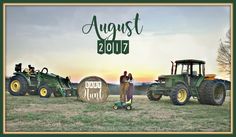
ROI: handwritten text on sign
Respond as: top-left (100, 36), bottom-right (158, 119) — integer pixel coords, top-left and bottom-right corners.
top-left (78, 76), bottom-right (109, 103)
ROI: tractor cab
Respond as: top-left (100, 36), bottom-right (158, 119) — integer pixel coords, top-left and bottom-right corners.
top-left (172, 59), bottom-right (205, 76)
top-left (171, 59), bottom-right (206, 87)
top-left (172, 59), bottom-right (216, 81)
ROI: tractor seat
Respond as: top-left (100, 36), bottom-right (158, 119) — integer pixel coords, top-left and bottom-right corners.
top-left (192, 71), bottom-right (198, 76)
top-left (23, 68), bottom-right (30, 73)
top-left (182, 72), bottom-right (188, 75)
top-left (126, 99), bottom-right (132, 105)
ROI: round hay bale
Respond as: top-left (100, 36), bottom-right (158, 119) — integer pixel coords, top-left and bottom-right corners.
top-left (77, 76), bottom-right (109, 103)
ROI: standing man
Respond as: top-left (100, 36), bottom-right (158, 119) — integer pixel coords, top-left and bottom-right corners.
top-left (120, 71), bottom-right (129, 103)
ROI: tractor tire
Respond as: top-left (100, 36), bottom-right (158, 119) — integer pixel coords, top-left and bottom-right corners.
top-left (147, 83), bottom-right (162, 101)
top-left (113, 105), bottom-right (118, 110)
top-left (8, 75), bottom-right (28, 96)
top-left (38, 84), bottom-right (52, 98)
top-left (170, 84), bottom-right (190, 105)
top-left (198, 80), bottom-right (209, 104)
top-left (198, 80), bottom-right (226, 105)
top-left (126, 105), bottom-right (132, 110)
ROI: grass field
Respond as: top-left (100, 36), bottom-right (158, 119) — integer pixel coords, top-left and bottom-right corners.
top-left (5, 93), bottom-right (231, 132)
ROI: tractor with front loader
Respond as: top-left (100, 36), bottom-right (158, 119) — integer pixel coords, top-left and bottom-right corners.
top-left (8, 63), bottom-right (77, 98)
top-left (147, 59), bottom-right (227, 105)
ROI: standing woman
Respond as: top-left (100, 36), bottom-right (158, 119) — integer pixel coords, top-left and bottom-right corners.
top-left (127, 73), bottom-right (134, 103)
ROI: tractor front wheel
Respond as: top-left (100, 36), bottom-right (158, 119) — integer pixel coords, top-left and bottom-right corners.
top-left (8, 75), bottom-right (28, 96)
top-left (147, 83), bottom-right (162, 101)
top-left (38, 84), bottom-right (52, 98)
top-left (113, 105), bottom-right (118, 110)
top-left (170, 84), bottom-right (190, 105)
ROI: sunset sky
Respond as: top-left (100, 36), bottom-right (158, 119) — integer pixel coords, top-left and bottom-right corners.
top-left (6, 5), bottom-right (231, 83)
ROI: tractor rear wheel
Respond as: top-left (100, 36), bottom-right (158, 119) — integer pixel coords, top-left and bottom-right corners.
top-left (198, 80), bottom-right (226, 105)
top-left (38, 84), bottom-right (52, 98)
top-left (198, 80), bottom-right (209, 104)
top-left (170, 84), bottom-right (190, 105)
top-left (126, 105), bottom-right (132, 110)
top-left (8, 75), bottom-right (28, 96)
top-left (147, 83), bottom-right (162, 101)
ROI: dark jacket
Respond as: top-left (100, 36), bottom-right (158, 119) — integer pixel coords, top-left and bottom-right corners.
top-left (120, 75), bottom-right (129, 83)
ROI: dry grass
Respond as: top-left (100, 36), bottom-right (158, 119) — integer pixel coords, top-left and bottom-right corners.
top-left (5, 93), bottom-right (231, 132)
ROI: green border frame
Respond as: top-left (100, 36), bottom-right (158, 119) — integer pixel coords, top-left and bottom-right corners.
top-left (0, 0), bottom-right (234, 136)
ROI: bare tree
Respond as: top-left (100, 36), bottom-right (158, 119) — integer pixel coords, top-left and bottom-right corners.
top-left (217, 29), bottom-right (231, 76)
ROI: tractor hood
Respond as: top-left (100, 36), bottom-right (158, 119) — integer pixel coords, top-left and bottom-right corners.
top-left (158, 74), bottom-right (183, 80)
top-left (158, 75), bottom-right (173, 80)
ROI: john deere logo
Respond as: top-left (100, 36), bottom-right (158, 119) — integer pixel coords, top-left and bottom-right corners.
top-left (78, 76), bottom-right (109, 103)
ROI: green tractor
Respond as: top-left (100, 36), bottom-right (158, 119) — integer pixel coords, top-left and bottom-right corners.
top-left (8, 63), bottom-right (77, 98)
top-left (147, 59), bottom-right (227, 105)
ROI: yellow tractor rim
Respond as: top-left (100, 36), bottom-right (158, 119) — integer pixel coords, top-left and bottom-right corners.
top-left (177, 89), bottom-right (187, 103)
top-left (40, 88), bottom-right (47, 97)
top-left (10, 80), bottom-right (21, 92)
